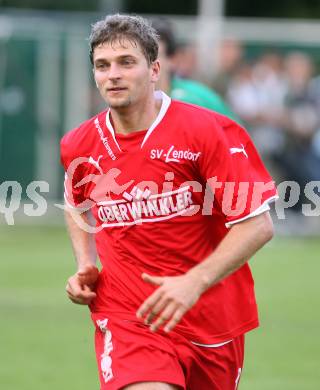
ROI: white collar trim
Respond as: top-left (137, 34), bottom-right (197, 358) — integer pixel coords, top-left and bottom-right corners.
top-left (104, 90), bottom-right (171, 150)
top-left (105, 109), bottom-right (122, 152)
top-left (141, 90), bottom-right (171, 148)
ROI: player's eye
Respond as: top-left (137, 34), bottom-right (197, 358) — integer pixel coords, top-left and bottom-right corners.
top-left (95, 63), bottom-right (109, 70)
top-left (121, 58), bottom-right (135, 66)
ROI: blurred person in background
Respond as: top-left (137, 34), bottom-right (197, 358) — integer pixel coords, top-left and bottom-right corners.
top-left (309, 73), bottom-right (320, 157)
top-left (227, 49), bottom-right (320, 213)
top-left (170, 41), bottom-right (197, 79)
top-left (152, 18), bottom-right (237, 120)
top-left (227, 51), bottom-right (287, 161)
top-left (212, 38), bottom-right (244, 98)
top-left (275, 52), bottom-right (320, 209)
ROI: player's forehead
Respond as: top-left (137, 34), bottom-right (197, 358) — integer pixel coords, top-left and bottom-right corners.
top-left (93, 38), bottom-right (146, 62)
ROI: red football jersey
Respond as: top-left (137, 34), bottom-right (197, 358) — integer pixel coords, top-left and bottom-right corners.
top-left (61, 91), bottom-right (277, 344)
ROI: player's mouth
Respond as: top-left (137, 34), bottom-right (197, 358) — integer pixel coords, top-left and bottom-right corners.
top-left (107, 87), bottom-right (127, 94)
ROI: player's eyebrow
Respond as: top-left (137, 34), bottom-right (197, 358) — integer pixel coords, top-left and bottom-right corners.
top-left (116, 54), bottom-right (138, 62)
top-left (94, 54), bottom-right (138, 64)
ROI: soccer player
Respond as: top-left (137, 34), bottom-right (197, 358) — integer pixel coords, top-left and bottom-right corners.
top-left (61, 14), bottom-right (277, 390)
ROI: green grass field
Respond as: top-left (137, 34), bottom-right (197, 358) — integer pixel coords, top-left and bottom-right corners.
top-left (0, 225), bottom-right (319, 389)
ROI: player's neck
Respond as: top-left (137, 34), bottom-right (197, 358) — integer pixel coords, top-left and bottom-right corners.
top-left (110, 94), bottom-right (161, 135)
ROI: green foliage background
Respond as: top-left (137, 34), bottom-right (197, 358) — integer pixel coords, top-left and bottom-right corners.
top-left (1, 0), bottom-right (320, 18)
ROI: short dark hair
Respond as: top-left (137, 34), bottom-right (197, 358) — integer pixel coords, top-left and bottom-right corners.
top-left (89, 14), bottom-right (159, 65)
top-left (151, 18), bottom-right (176, 57)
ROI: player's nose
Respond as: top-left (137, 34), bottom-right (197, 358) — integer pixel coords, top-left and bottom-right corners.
top-left (108, 62), bottom-right (122, 80)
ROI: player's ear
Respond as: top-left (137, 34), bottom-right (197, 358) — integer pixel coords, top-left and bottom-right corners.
top-left (151, 59), bottom-right (160, 83)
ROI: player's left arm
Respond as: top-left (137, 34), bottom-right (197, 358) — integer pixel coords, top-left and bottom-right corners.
top-left (137, 211), bottom-right (273, 333)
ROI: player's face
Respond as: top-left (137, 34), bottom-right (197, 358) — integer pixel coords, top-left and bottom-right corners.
top-left (93, 39), bottom-right (160, 110)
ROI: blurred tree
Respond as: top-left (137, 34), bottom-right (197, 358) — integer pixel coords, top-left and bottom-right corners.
top-left (1, 0), bottom-right (320, 18)
top-left (126, 0), bottom-right (197, 15)
top-left (226, 0), bottom-right (320, 19)
top-left (99, 0), bottom-right (124, 13)
top-left (0, 0), bottom-right (99, 11)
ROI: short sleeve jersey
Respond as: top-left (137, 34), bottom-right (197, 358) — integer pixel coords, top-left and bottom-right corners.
top-left (60, 91), bottom-right (277, 344)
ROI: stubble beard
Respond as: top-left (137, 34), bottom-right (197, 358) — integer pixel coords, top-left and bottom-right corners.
top-left (103, 88), bottom-right (133, 109)
top-left (107, 96), bottom-right (132, 109)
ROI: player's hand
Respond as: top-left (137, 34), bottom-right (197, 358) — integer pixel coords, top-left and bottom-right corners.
top-left (136, 272), bottom-right (208, 333)
top-left (66, 264), bottom-right (99, 305)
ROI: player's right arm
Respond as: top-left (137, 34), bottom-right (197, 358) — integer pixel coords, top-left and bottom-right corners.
top-left (64, 207), bottom-right (98, 305)
top-left (60, 130), bottom-right (100, 305)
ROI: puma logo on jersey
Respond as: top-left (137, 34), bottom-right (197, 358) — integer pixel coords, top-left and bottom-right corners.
top-left (150, 145), bottom-right (201, 163)
top-left (88, 155), bottom-right (103, 174)
top-left (230, 144), bottom-right (248, 158)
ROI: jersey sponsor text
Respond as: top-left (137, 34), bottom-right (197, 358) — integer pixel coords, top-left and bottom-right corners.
top-left (150, 145), bottom-right (201, 163)
top-left (97, 186), bottom-right (194, 227)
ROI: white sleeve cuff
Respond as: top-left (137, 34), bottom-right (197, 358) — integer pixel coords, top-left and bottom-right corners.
top-left (225, 195), bottom-right (278, 228)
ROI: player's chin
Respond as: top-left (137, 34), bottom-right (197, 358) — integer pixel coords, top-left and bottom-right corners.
top-left (108, 98), bottom-right (131, 109)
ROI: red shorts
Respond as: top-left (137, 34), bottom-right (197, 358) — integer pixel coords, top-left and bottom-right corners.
top-left (92, 314), bottom-right (245, 390)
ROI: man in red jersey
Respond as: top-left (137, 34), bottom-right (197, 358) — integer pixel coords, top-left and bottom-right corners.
top-left (61, 14), bottom-right (277, 390)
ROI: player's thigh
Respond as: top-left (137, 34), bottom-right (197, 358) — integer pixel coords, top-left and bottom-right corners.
top-left (186, 335), bottom-right (245, 390)
top-left (93, 316), bottom-right (185, 390)
top-left (122, 382), bottom-right (180, 390)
